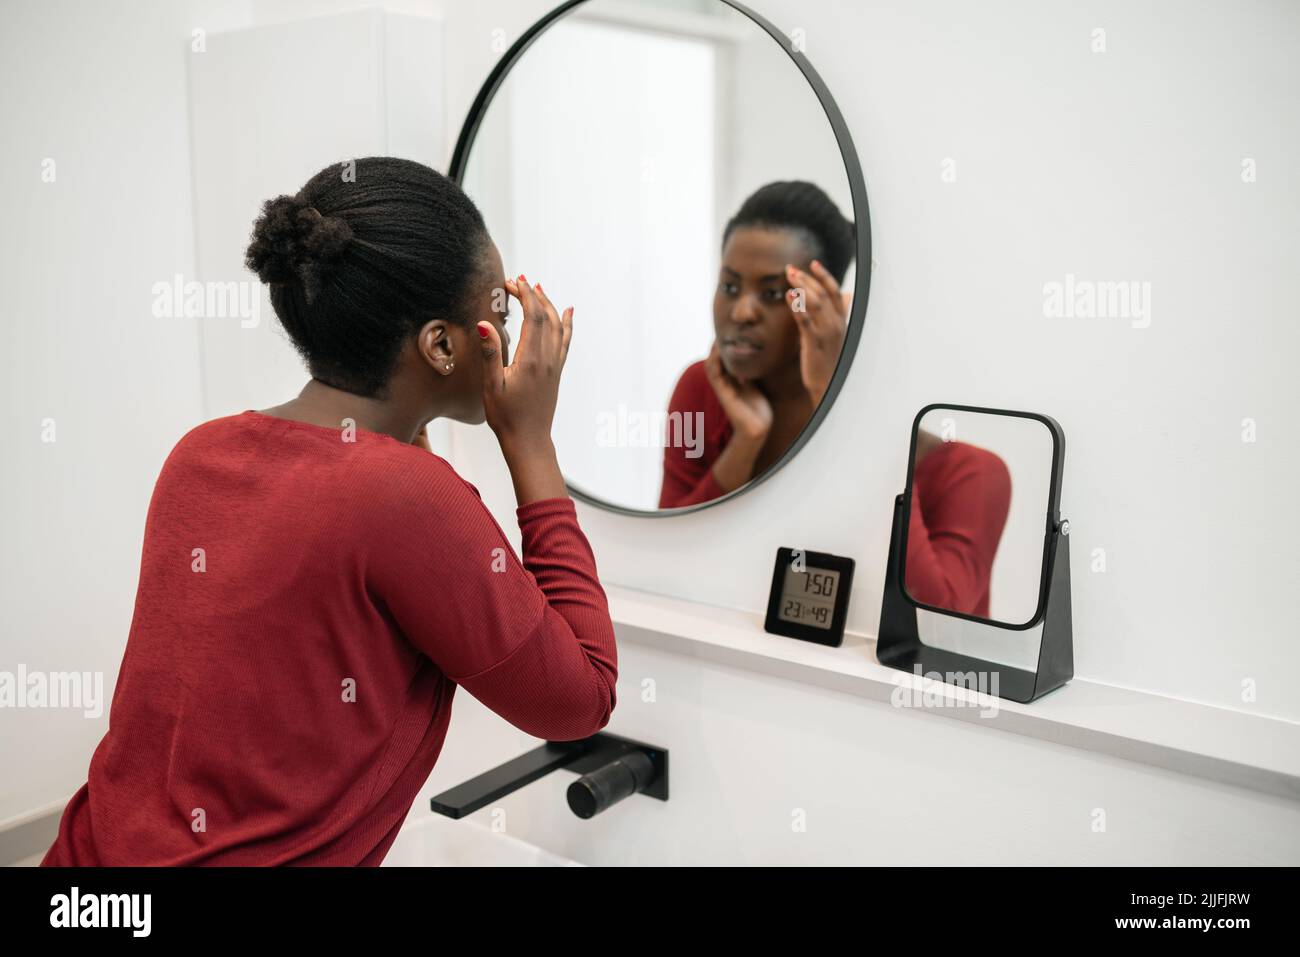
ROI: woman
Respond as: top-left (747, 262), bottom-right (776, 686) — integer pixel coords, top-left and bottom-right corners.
top-left (41, 157), bottom-right (617, 866)
top-left (659, 181), bottom-right (855, 508)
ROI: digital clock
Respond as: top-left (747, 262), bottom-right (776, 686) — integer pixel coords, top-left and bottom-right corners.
top-left (763, 547), bottom-right (856, 647)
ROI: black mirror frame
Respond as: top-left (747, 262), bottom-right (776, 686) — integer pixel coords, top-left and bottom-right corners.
top-left (448, 0), bottom-right (872, 517)
top-left (900, 403), bottom-right (1065, 631)
top-left (878, 403), bottom-right (1073, 704)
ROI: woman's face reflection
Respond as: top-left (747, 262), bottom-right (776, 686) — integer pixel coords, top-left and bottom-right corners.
top-left (712, 226), bottom-right (812, 384)
top-left (653, 193), bottom-right (854, 509)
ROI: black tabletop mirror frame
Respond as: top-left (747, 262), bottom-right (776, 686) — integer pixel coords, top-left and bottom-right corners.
top-left (448, 0), bottom-right (873, 517)
top-left (877, 404), bottom-right (1074, 704)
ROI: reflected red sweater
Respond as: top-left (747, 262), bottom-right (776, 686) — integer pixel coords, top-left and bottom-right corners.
top-left (41, 411), bottom-right (617, 867)
top-left (905, 441), bottom-right (1012, 618)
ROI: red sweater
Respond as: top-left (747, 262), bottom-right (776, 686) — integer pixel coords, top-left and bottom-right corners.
top-left (41, 411), bottom-right (617, 866)
top-left (905, 441), bottom-right (1012, 619)
top-left (659, 360), bottom-right (731, 508)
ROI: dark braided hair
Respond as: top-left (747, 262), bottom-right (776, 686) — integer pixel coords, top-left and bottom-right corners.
top-left (722, 181), bottom-right (855, 283)
top-left (245, 157), bottom-right (491, 397)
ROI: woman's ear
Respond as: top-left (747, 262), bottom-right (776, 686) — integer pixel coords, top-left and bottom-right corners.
top-left (418, 319), bottom-right (457, 377)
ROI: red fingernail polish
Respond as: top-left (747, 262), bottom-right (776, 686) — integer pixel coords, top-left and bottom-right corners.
top-left (478, 324), bottom-right (489, 339)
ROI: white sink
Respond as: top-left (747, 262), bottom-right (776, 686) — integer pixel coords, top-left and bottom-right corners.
top-left (382, 813), bottom-right (583, 867)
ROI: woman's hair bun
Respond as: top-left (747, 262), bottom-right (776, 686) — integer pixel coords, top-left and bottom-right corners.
top-left (242, 158), bottom-right (489, 398)
top-left (245, 194), bottom-right (354, 304)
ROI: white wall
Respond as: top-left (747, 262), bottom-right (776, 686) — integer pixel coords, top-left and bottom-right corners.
top-left (414, 644), bottom-right (1300, 865)
top-left (189, 8), bottom-right (445, 424)
top-left (437, 0), bottom-right (1300, 864)
top-left (448, 0), bottom-right (1300, 725)
top-left (0, 0), bottom-right (212, 824)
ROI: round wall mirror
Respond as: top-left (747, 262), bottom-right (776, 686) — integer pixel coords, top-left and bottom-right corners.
top-left (453, 0), bottom-right (871, 515)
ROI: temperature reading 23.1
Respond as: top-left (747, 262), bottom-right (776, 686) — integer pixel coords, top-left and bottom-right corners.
top-left (777, 566), bottom-right (841, 630)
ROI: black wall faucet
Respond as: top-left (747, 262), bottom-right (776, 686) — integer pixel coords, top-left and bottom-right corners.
top-left (430, 732), bottom-right (668, 820)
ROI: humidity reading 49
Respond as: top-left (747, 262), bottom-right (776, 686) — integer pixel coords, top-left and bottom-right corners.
top-left (777, 566), bottom-right (840, 630)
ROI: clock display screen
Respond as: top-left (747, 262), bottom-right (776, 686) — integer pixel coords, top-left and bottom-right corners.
top-left (776, 566), bottom-right (841, 630)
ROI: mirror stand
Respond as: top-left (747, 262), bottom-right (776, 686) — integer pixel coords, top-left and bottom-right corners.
top-left (876, 494), bottom-right (1074, 704)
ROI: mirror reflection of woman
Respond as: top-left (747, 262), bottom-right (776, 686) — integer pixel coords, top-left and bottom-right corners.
top-left (659, 181), bottom-right (854, 508)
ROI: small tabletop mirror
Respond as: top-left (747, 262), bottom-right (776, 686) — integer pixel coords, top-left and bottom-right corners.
top-left (878, 404), bottom-right (1073, 703)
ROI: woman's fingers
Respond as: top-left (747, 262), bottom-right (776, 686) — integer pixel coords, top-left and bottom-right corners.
top-left (515, 274), bottom-right (546, 326)
top-left (705, 342), bottom-right (739, 398)
top-left (785, 267), bottom-right (826, 334)
top-left (530, 282), bottom-right (564, 352)
top-left (705, 341), bottom-right (723, 376)
top-left (808, 259), bottom-right (843, 304)
top-left (531, 282), bottom-right (559, 321)
top-left (788, 262), bottom-right (851, 349)
top-left (478, 321), bottom-right (505, 396)
top-left (788, 264), bottom-right (830, 310)
top-left (704, 343), bottom-right (725, 387)
top-left (509, 276), bottom-right (567, 370)
top-left (500, 277), bottom-right (520, 325)
top-left (506, 273), bottom-right (543, 362)
top-left (559, 306), bottom-right (574, 359)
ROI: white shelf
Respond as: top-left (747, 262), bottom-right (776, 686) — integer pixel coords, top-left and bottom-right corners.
top-left (606, 584), bottom-right (1300, 801)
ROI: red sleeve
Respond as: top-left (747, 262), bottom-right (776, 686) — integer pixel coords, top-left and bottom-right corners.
top-left (905, 444), bottom-right (1012, 616)
top-left (369, 460), bottom-right (617, 741)
top-left (659, 360), bottom-right (728, 508)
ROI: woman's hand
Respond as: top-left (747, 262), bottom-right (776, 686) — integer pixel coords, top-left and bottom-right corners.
top-left (479, 275), bottom-right (574, 504)
top-left (785, 260), bottom-right (851, 407)
top-left (704, 340), bottom-right (773, 441)
top-left (703, 341), bottom-right (773, 493)
top-left (479, 275), bottom-right (573, 446)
